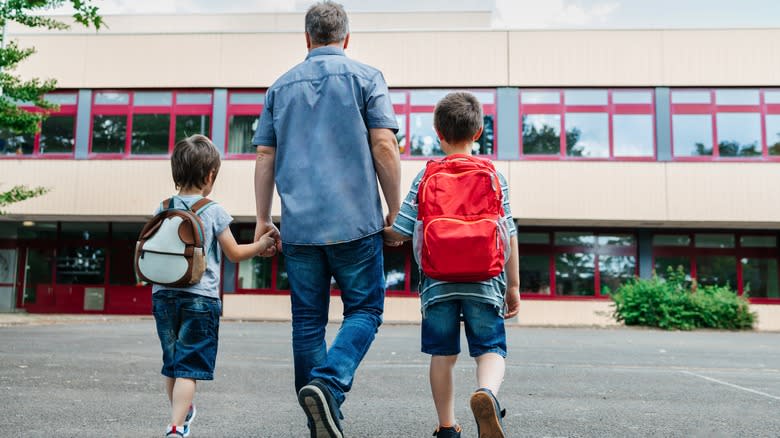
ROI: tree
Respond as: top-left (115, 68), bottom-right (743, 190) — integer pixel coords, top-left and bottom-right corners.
top-left (0, 1), bottom-right (102, 212)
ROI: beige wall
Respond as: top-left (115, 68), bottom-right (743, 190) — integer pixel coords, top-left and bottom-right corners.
top-left (12, 27), bottom-right (780, 88)
top-left (3, 159), bottom-right (780, 228)
top-left (223, 295), bottom-right (780, 331)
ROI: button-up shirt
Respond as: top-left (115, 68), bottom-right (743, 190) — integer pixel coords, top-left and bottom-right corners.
top-left (253, 46), bottom-right (398, 245)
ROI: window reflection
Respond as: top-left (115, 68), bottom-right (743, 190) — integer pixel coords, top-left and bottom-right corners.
top-left (767, 115), bottom-right (780, 156)
top-left (716, 113), bottom-right (761, 157)
top-left (522, 114), bottom-right (560, 155)
top-left (277, 253), bottom-right (290, 290)
top-left (654, 256), bottom-right (691, 280)
top-left (40, 116), bottom-right (75, 154)
top-left (520, 255), bottom-right (550, 294)
top-left (0, 128), bottom-right (34, 155)
top-left (92, 115), bottom-right (127, 153)
top-left (555, 253), bottom-right (595, 296)
top-left (228, 115), bottom-right (258, 154)
top-left (600, 255), bottom-right (636, 294)
top-left (742, 258), bottom-right (779, 298)
top-left (564, 90), bottom-right (607, 105)
top-left (696, 256), bottom-right (737, 289)
top-left (56, 246), bottom-right (106, 285)
top-left (410, 113), bottom-right (442, 156)
top-left (395, 114), bottom-right (406, 152)
top-left (384, 249), bottom-right (406, 291)
top-left (565, 113), bottom-right (608, 157)
top-left (131, 114), bottom-right (170, 155)
top-left (672, 114), bottom-right (712, 156)
top-left (555, 232), bottom-right (595, 246)
top-left (613, 115), bottom-right (654, 157)
top-left (238, 256), bottom-right (272, 290)
top-left (176, 115), bottom-right (210, 140)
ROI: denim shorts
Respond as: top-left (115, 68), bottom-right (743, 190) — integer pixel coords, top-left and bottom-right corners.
top-left (421, 299), bottom-right (507, 358)
top-left (152, 290), bottom-right (221, 380)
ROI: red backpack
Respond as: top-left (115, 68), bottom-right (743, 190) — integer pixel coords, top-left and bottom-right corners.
top-left (414, 154), bottom-right (510, 282)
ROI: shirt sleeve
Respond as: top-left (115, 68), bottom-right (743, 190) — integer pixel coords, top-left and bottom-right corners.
top-left (391, 170), bottom-right (424, 237)
top-left (365, 71), bottom-right (399, 132)
top-left (252, 90), bottom-right (276, 147)
top-left (498, 172), bottom-right (517, 236)
top-left (210, 204), bottom-right (234, 237)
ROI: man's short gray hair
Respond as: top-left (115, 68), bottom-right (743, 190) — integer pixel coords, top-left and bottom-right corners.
top-left (305, 1), bottom-right (349, 45)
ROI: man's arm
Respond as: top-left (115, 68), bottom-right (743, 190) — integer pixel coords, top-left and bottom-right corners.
top-left (254, 145), bottom-right (281, 255)
top-left (369, 128), bottom-right (402, 226)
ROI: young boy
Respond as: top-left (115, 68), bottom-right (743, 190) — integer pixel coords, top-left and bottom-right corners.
top-left (384, 92), bottom-right (520, 438)
top-left (150, 134), bottom-right (278, 437)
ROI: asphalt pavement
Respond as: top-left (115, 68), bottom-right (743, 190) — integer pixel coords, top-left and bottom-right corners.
top-left (0, 317), bottom-right (779, 437)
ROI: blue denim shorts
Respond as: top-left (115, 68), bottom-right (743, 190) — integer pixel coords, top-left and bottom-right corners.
top-left (421, 299), bottom-right (507, 358)
top-left (152, 290), bottom-right (221, 380)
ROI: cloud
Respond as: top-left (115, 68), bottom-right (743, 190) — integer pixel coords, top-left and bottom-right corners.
top-left (492, 0), bottom-right (620, 29)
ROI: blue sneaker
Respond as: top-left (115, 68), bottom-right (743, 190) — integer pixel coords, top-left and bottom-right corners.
top-left (298, 379), bottom-right (344, 438)
top-left (165, 424), bottom-right (187, 437)
top-left (184, 404), bottom-right (196, 432)
top-left (470, 388), bottom-right (506, 438)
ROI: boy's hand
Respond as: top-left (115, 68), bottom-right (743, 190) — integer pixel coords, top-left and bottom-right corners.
top-left (504, 287), bottom-right (521, 319)
top-left (383, 226), bottom-right (404, 247)
top-left (257, 228), bottom-right (278, 255)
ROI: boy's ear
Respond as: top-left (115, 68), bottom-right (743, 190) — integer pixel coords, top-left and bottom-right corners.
top-left (472, 126), bottom-right (484, 141)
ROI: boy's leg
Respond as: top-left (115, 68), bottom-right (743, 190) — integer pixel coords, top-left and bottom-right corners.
top-left (171, 378), bottom-right (196, 427)
top-left (421, 300), bottom-right (463, 429)
top-left (430, 355), bottom-right (459, 427)
top-left (165, 377), bottom-right (175, 403)
top-left (475, 353), bottom-right (506, 395)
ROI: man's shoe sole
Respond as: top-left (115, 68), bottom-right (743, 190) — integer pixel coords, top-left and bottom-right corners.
top-left (298, 385), bottom-right (343, 438)
top-left (470, 391), bottom-right (505, 438)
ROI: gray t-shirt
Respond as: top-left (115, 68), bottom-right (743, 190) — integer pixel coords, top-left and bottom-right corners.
top-left (151, 195), bottom-right (233, 300)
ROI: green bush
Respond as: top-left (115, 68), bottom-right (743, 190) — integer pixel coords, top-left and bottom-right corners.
top-left (611, 266), bottom-right (755, 330)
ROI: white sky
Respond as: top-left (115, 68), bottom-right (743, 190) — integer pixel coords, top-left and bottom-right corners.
top-left (47, 0), bottom-right (780, 29)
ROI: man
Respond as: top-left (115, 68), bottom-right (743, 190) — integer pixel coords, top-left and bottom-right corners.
top-left (252, 2), bottom-right (401, 437)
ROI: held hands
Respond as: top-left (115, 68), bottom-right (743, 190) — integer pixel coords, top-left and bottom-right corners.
top-left (255, 221), bottom-right (281, 257)
top-left (383, 226), bottom-right (406, 247)
top-left (503, 286), bottom-right (521, 319)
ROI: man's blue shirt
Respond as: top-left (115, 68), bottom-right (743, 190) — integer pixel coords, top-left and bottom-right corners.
top-left (253, 46), bottom-right (398, 245)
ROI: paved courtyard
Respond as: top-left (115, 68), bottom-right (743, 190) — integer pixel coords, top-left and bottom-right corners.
top-left (0, 317), bottom-right (779, 437)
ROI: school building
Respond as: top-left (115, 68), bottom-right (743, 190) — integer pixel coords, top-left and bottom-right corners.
top-left (0, 11), bottom-right (779, 330)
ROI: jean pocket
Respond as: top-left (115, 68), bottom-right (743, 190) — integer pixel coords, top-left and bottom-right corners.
top-left (332, 235), bottom-right (379, 265)
top-left (179, 308), bottom-right (212, 345)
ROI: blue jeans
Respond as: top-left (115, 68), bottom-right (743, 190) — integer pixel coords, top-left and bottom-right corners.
top-left (152, 290), bottom-right (221, 380)
top-left (284, 233), bottom-right (385, 408)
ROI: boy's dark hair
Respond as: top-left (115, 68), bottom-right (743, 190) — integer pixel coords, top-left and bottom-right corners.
top-left (171, 134), bottom-right (221, 190)
top-left (434, 92), bottom-right (484, 144)
top-left (305, 1), bottom-right (349, 45)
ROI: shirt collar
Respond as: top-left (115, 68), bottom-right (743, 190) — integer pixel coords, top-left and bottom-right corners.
top-left (305, 46), bottom-right (346, 60)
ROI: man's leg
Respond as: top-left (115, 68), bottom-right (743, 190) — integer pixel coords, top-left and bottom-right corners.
top-left (284, 244), bottom-right (332, 393)
top-left (308, 233), bottom-right (385, 405)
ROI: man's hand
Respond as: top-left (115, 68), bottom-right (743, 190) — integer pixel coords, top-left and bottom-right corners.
top-left (383, 226), bottom-right (407, 247)
top-left (504, 287), bottom-right (521, 319)
top-left (255, 221), bottom-right (281, 257)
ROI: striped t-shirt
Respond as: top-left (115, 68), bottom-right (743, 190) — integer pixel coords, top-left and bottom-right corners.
top-left (391, 165), bottom-right (517, 315)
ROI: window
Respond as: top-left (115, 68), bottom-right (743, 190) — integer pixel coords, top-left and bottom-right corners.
top-left (519, 89), bottom-right (655, 160)
top-left (90, 90), bottom-right (212, 156)
top-left (652, 232), bottom-right (779, 300)
top-left (0, 92), bottom-right (77, 158)
top-left (226, 91), bottom-right (264, 156)
top-left (519, 230), bottom-right (637, 297)
top-left (671, 88), bottom-right (780, 160)
top-left (394, 89), bottom-right (496, 158)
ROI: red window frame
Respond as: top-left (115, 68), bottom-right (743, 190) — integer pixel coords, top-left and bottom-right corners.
top-left (224, 90), bottom-right (265, 158)
top-left (670, 88), bottom-right (780, 161)
top-left (518, 88), bottom-right (657, 161)
top-left (394, 89), bottom-right (498, 160)
top-left (0, 91), bottom-right (79, 159)
top-left (517, 230), bottom-right (639, 300)
top-left (89, 90), bottom-right (213, 158)
top-left (652, 231), bottom-right (780, 303)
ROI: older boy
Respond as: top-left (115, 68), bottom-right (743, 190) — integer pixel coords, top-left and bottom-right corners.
top-left (384, 92), bottom-right (520, 438)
